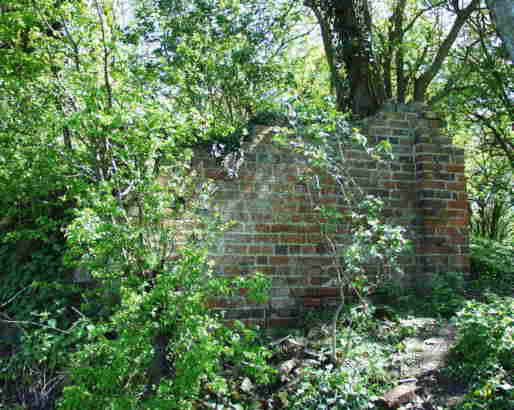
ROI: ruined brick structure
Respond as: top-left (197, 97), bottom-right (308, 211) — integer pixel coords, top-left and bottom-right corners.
top-left (194, 104), bottom-right (469, 326)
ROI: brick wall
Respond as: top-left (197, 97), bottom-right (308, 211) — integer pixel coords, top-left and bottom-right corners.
top-left (192, 103), bottom-right (469, 326)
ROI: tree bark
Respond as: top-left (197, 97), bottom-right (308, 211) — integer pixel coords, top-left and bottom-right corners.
top-left (333, 0), bottom-right (381, 116)
top-left (392, 0), bottom-right (408, 103)
top-left (486, 0), bottom-right (514, 63)
top-left (414, 0), bottom-right (480, 102)
top-left (306, 0), bottom-right (383, 117)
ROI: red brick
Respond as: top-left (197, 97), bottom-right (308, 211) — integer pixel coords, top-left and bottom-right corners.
top-left (418, 247), bottom-right (452, 254)
top-left (270, 256), bottom-right (289, 265)
top-left (281, 234), bottom-right (306, 244)
top-left (222, 256), bottom-right (255, 265)
top-left (448, 218), bottom-right (469, 227)
top-left (446, 182), bottom-right (466, 191)
top-left (415, 155), bottom-right (433, 162)
top-left (255, 224), bottom-right (270, 233)
top-left (416, 143), bottom-right (438, 153)
top-left (320, 177), bottom-right (335, 185)
top-left (293, 194), bottom-right (309, 203)
top-left (248, 246), bottom-right (273, 255)
top-left (393, 172), bottom-right (412, 180)
top-left (303, 297), bottom-right (322, 307)
top-left (192, 110), bottom-right (471, 326)
top-left (446, 164), bottom-right (465, 173)
top-left (302, 225), bottom-right (321, 234)
top-left (252, 214), bottom-right (273, 222)
top-left (242, 192), bottom-right (258, 200)
top-left (270, 224), bottom-right (292, 233)
top-left (454, 255), bottom-right (470, 265)
top-left (273, 205), bottom-right (297, 213)
top-left (291, 215), bottom-right (302, 223)
top-left (317, 287), bottom-right (340, 297)
top-left (417, 181), bottom-right (446, 189)
top-left (205, 297), bottom-right (220, 308)
top-left (223, 266), bottom-right (242, 275)
top-left (255, 266), bottom-right (276, 275)
top-left (297, 205), bottom-right (311, 213)
top-left (319, 197), bottom-right (337, 204)
top-left (239, 174), bottom-right (255, 181)
top-left (305, 235), bottom-right (323, 243)
top-left (301, 257), bottom-right (329, 266)
top-left (336, 226), bottom-right (350, 234)
top-left (448, 200), bottom-right (468, 210)
top-left (225, 234), bottom-right (252, 243)
top-left (287, 277), bottom-right (309, 286)
top-left (321, 187), bottom-right (337, 195)
top-left (206, 169), bottom-right (226, 179)
top-left (254, 234), bottom-right (280, 243)
top-left (310, 276), bottom-right (330, 285)
top-left (283, 167), bottom-right (299, 174)
top-left (449, 235), bottom-right (467, 245)
top-left (238, 288), bottom-right (250, 296)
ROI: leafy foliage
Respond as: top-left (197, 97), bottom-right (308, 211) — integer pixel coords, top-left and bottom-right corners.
top-left (0, 1), bottom-right (276, 408)
top-left (449, 295), bottom-right (514, 409)
top-left (1, 0), bottom-right (513, 409)
top-left (306, 0), bottom-right (482, 115)
top-left (421, 271), bottom-right (467, 318)
top-left (60, 246), bottom-right (273, 409)
top-left (470, 237), bottom-right (514, 295)
top-left (133, 0), bottom-right (301, 131)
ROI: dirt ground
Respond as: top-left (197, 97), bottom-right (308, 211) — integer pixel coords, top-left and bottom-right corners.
top-left (381, 318), bottom-right (468, 409)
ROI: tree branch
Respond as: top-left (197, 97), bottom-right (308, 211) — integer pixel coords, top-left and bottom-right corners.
top-left (93, 0), bottom-right (113, 109)
top-left (414, 0), bottom-right (480, 101)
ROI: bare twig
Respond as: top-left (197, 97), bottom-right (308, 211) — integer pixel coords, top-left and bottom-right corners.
top-left (0, 316), bottom-right (70, 335)
top-left (0, 286), bottom-right (30, 308)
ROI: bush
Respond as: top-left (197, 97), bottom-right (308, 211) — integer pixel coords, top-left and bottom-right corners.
top-left (449, 295), bottom-right (514, 409)
top-left (59, 246), bottom-right (273, 410)
top-left (421, 271), bottom-right (467, 318)
top-left (470, 237), bottom-right (514, 295)
top-left (0, 237), bottom-right (82, 409)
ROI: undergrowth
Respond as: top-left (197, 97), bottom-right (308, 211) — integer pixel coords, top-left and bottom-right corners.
top-left (448, 294), bottom-right (513, 410)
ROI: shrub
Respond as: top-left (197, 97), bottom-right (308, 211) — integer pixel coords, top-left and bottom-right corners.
top-left (470, 237), bottom-right (514, 295)
top-left (422, 271), bottom-right (467, 317)
top-left (449, 295), bottom-right (514, 409)
top-left (59, 246), bottom-right (273, 410)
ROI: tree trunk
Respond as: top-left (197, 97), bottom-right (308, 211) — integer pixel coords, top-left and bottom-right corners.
top-left (333, 0), bottom-right (381, 117)
top-left (486, 0), bottom-right (514, 63)
top-left (307, 0), bottom-right (383, 117)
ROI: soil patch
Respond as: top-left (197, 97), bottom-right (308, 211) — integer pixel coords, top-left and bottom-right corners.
top-left (380, 319), bottom-right (468, 409)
